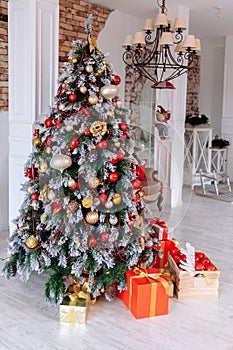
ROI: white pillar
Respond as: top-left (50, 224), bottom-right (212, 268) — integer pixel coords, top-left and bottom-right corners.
top-left (155, 5), bottom-right (189, 208)
top-left (8, 0), bottom-right (59, 233)
top-left (222, 35), bottom-right (233, 179)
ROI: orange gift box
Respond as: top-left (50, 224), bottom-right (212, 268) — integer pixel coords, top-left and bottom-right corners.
top-left (119, 268), bottom-right (169, 319)
top-left (153, 239), bottom-right (178, 268)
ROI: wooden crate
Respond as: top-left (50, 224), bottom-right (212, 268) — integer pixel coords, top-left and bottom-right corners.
top-left (168, 253), bottom-right (220, 300)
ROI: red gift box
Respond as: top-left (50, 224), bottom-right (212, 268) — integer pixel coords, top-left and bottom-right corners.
top-left (149, 217), bottom-right (168, 240)
top-left (153, 239), bottom-right (178, 268)
top-left (119, 268), bottom-right (169, 319)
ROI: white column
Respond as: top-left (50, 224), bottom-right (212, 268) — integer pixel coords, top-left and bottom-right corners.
top-left (222, 35), bottom-right (233, 179)
top-left (8, 0), bottom-right (59, 233)
top-left (155, 5), bottom-right (189, 208)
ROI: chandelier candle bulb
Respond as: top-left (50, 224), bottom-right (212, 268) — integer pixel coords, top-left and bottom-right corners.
top-left (160, 32), bottom-right (174, 46)
top-left (173, 16), bottom-right (187, 31)
top-left (122, 35), bottom-right (133, 48)
top-left (194, 38), bottom-right (201, 52)
top-left (155, 13), bottom-right (168, 28)
top-left (133, 32), bottom-right (146, 46)
top-left (182, 35), bottom-right (196, 49)
top-left (143, 18), bottom-right (155, 32)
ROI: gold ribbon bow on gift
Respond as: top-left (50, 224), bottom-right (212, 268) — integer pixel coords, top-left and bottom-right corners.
top-left (88, 34), bottom-right (97, 53)
top-left (129, 267), bottom-right (170, 317)
top-left (66, 283), bottom-right (90, 306)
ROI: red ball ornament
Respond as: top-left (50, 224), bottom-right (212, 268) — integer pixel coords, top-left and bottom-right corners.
top-left (25, 168), bottom-right (32, 179)
top-left (110, 157), bottom-right (118, 165)
top-left (119, 123), bottom-right (127, 132)
top-left (54, 120), bottom-right (62, 129)
top-left (108, 172), bottom-right (119, 182)
top-left (101, 232), bottom-right (109, 243)
top-left (131, 179), bottom-right (142, 189)
top-left (113, 75), bottom-right (121, 85)
top-left (31, 192), bottom-right (38, 201)
top-left (206, 264), bottom-right (216, 271)
top-left (170, 246), bottom-right (180, 256)
top-left (84, 129), bottom-right (91, 136)
top-left (195, 262), bottom-right (205, 271)
top-left (75, 182), bottom-right (81, 190)
top-left (173, 255), bottom-right (181, 264)
top-left (46, 135), bottom-right (52, 146)
top-left (201, 257), bottom-right (210, 266)
top-left (100, 193), bottom-right (108, 203)
top-left (96, 140), bottom-right (107, 149)
top-left (69, 93), bottom-right (77, 102)
top-left (33, 129), bottom-right (39, 137)
top-left (70, 137), bottom-right (79, 148)
top-left (128, 213), bottom-right (134, 220)
top-left (89, 237), bottom-right (97, 247)
top-left (122, 133), bottom-right (128, 140)
top-left (45, 117), bottom-right (53, 128)
top-left (116, 151), bottom-right (124, 161)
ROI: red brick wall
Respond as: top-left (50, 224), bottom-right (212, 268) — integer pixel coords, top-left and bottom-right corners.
top-left (59, 0), bottom-right (112, 71)
top-left (0, 0), bottom-right (8, 111)
top-left (0, 0), bottom-right (112, 112)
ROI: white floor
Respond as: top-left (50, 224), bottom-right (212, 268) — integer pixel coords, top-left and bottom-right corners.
top-left (0, 187), bottom-right (233, 350)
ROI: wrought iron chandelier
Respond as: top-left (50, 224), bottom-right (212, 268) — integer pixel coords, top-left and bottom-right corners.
top-left (122, 0), bottom-right (201, 88)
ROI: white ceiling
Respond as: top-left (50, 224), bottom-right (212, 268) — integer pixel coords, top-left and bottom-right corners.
top-left (89, 0), bottom-right (233, 44)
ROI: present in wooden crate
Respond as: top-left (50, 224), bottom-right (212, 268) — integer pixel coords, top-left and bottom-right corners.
top-left (153, 238), bottom-right (179, 268)
top-left (119, 267), bottom-right (170, 319)
top-left (168, 243), bottom-right (219, 300)
top-left (59, 284), bottom-right (91, 323)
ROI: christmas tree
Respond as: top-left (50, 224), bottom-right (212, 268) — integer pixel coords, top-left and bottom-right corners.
top-left (3, 16), bottom-right (159, 304)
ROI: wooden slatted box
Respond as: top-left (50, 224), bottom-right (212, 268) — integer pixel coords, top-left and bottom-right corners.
top-left (168, 252), bottom-right (219, 300)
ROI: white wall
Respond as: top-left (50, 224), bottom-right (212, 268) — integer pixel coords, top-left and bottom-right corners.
top-left (97, 10), bottom-right (143, 102)
top-left (0, 112), bottom-right (9, 231)
top-left (200, 40), bottom-right (225, 137)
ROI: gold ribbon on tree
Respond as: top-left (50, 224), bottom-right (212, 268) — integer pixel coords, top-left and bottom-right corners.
top-left (88, 34), bottom-right (97, 53)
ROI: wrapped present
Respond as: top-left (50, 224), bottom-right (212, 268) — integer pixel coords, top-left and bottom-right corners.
top-left (119, 267), bottom-right (170, 319)
top-left (159, 269), bottom-right (175, 297)
top-left (59, 284), bottom-right (90, 323)
top-left (153, 238), bottom-right (178, 268)
top-left (149, 217), bottom-right (168, 240)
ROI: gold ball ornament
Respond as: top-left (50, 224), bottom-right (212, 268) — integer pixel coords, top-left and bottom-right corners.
top-left (95, 69), bottom-right (102, 76)
top-left (67, 200), bottom-right (79, 213)
top-left (115, 141), bottom-right (121, 148)
top-left (45, 146), bottom-right (51, 154)
top-left (65, 124), bottom-right (74, 132)
top-left (106, 110), bottom-right (115, 118)
top-left (50, 154), bottom-right (72, 172)
top-left (71, 57), bottom-right (77, 64)
top-left (88, 95), bottom-right (99, 105)
top-left (82, 197), bottom-right (93, 208)
top-left (89, 176), bottom-right (100, 188)
top-left (32, 137), bottom-right (42, 147)
top-left (105, 201), bottom-right (113, 209)
top-left (112, 193), bottom-right (122, 205)
top-left (26, 235), bottom-right (38, 249)
top-left (80, 86), bottom-right (87, 94)
top-left (85, 211), bottom-right (99, 225)
top-left (68, 178), bottom-right (76, 188)
top-left (90, 121), bottom-right (107, 136)
top-left (100, 85), bottom-right (119, 100)
top-left (38, 162), bottom-right (48, 174)
top-left (138, 188), bottom-right (145, 198)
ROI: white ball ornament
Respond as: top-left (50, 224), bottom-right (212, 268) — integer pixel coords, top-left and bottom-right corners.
top-left (80, 86), bottom-right (87, 94)
top-left (109, 215), bottom-right (118, 225)
top-left (105, 201), bottom-right (113, 209)
top-left (47, 190), bottom-right (56, 201)
top-left (50, 154), bottom-right (72, 172)
top-left (100, 85), bottom-right (119, 100)
top-left (65, 124), bottom-right (74, 132)
top-left (59, 103), bottom-right (66, 111)
top-left (68, 178), bottom-right (76, 188)
top-left (86, 65), bottom-right (94, 73)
